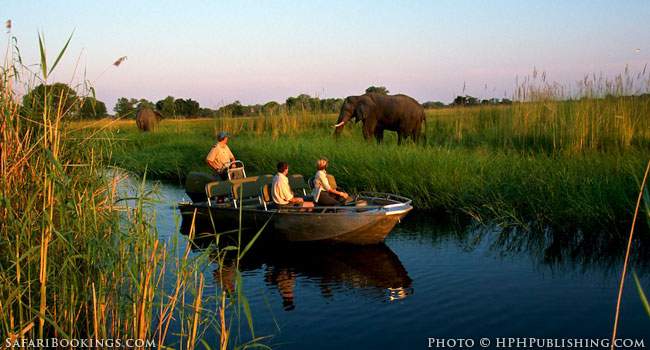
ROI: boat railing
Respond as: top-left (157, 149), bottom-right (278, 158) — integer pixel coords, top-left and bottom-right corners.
top-left (202, 176), bottom-right (412, 214)
top-left (357, 192), bottom-right (413, 206)
top-left (272, 204), bottom-right (382, 214)
top-left (265, 192), bottom-right (412, 214)
top-left (225, 160), bottom-right (246, 180)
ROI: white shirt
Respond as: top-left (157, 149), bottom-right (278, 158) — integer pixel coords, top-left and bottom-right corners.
top-left (272, 172), bottom-right (294, 205)
top-left (311, 170), bottom-right (331, 202)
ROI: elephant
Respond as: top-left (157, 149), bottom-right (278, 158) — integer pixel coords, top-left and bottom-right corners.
top-left (135, 107), bottom-right (162, 132)
top-left (333, 93), bottom-right (426, 144)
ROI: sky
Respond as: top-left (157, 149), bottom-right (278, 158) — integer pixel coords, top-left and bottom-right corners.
top-left (4, 0), bottom-right (650, 110)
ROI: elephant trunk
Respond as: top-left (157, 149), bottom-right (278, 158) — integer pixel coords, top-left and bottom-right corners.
top-left (333, 110), bottom-right (352, 136)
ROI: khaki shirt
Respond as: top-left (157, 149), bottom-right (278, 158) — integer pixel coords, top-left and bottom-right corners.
top-left (311, 170), bottom-right (331, 202)
top-left (272, 173), bottom-right (294, 205)
top-left (206, 143), bottom-right (234, 172)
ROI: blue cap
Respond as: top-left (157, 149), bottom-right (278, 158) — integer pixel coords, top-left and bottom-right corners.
top-left (217, 131), bottom-right (229, 141)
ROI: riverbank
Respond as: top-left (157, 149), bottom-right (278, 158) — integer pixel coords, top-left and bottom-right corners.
top-left (82, 106), bottom-right (649, 233)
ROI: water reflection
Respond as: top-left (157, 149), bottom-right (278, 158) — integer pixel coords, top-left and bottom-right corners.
top-left (399, 215), bottom-right (650, 274)
top-left (212, 242), bottom-right (413, 310)
top-left (179, 208), bottom-right (650, 316)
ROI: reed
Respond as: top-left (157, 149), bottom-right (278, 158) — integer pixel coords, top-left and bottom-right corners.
top-left (1, 34), bottom-right (263, 348)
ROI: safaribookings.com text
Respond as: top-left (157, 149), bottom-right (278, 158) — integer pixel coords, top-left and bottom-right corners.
top-left (5, 337), bottom-right (156, 348)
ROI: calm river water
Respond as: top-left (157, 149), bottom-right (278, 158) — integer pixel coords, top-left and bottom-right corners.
top-left (147, 181), bottom-right (649, 349)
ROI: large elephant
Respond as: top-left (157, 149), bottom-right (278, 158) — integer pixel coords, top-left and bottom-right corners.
top-left (333, 93), bottom-right (425, 144)
top-left (135, 107), bottom-right (162, 132)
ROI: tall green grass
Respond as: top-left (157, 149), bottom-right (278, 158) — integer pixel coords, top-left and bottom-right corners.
top-left (103, 120), bottom-right (645, 231)
top-left (1, 33), bottom-right (264, 349)
top-left (210, 99), bottom-right (649, 154)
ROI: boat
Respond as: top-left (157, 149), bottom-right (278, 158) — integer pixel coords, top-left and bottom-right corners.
top-left (179, 164), bottom-right (413, 245)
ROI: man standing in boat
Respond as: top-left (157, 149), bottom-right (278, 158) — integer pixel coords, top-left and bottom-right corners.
top-left (206, 131), bottom-right (236, 180)
top-left (272, 161), bottom-right (314, 208)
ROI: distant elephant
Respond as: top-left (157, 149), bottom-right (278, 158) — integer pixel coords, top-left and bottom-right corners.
top-left (135, 108), bottom-right (162, 132)
top-left (333, 93), bottom-right (425, 144)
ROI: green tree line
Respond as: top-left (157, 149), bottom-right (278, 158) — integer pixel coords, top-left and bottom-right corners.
top-left (19, 83), bottom-right (519, 120)
top-left (21, 83), bottom-right (107, 119)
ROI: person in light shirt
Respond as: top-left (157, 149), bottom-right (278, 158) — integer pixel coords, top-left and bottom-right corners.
top-left (272, 161), bottom-right (314, 208)
top-left (206, 131), bottom-right (236, 180)
top-left (311, 158), bottom-right (349, 206)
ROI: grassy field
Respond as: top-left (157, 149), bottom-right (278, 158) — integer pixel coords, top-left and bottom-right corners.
top-left (80, 96), bottom-right (650, 233)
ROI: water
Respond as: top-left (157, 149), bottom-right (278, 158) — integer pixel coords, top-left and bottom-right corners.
top-left (149, 181), bottom-right (650, 349)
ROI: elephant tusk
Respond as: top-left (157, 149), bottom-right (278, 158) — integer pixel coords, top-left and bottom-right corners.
top-left (333, 121), bottom-right (346, 128)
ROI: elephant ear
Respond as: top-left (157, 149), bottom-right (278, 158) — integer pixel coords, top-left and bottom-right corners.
top-left (353, 96), bottom-right (374, 122)
top-left (353, 104), bottom-right (367, 122)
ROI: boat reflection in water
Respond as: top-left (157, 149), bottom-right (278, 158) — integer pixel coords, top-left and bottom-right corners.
top-left (221, 242), bottom-right (413, 310)
top-left (180, 214), bottom-right (413, 310)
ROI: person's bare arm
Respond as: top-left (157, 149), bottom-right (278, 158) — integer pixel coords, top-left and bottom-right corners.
top-left (326, 186), bottom-right (348, 198)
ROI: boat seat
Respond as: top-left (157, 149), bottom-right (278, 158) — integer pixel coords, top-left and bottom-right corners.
top-left (256, 174), bottom-right (274, 186)
top-left (289, 174), bottom-right (309, 196)
top-left (232, 179), bottom-right (262, 208)
top-left (229, 176), bottom-right (258, 193)
top-left (260, 183), bottom-right (278, 211)
top-left (205, 181), bottom-right (232, 206)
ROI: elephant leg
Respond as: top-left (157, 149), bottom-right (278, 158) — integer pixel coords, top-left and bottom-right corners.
top-left (362, 122), bottom-right (375, 141)
top-left (374, 127), bottom-right (384, 144)
top-left (397, 133), bottom-right (403, 145)
top-left (362, 128), bottom-right (372, 141)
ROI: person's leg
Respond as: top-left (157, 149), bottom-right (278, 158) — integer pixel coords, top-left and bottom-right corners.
top-left (218, 170), bottom-right (228, 181)
top-left (334, 193), bottom-right (353, 205)
top-left (317, 192), bottom-right (340, 206)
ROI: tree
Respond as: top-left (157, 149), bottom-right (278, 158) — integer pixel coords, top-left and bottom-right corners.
top-left (155, 96), bottom-right (176, 117)
top-left (452, 95), bottom-right (467, 106)
top-left (452, 95), bottom-right (479, 106)
top-left (423, 101), bottom-right (445, 109)
top-left (262, 101), bottom-right (280, 115)
top-left (197, 107), bottom-right (217, 118)
top-left (185, 99), bottom-right (200, 116)
top-left (78, 97), bottom-right (107, 119)
top-left (218, 100), bottom-right (245, 117)
top-left (174, 98), bottom-right (200, 117)
top-left (21, 83), bottom-right (78, 119)
top-left (137, 98), bottom-right (155, 110)
top-left (320, 98), bottom-right (344, 113)
top-left (286, 94), bottom-right (314, 111)
top-left (114, 97), bottom-right (138, 118)
top-left (365, 86), bottom-right (389, 95)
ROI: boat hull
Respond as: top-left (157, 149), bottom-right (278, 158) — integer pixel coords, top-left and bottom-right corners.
top-left (179, 202), bottom-right (411, 245)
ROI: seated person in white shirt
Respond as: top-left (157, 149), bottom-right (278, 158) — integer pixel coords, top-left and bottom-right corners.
top-left (272, 161), bottom-right (314, 208)
top-left (311, 158), bottom-right (349, 206)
